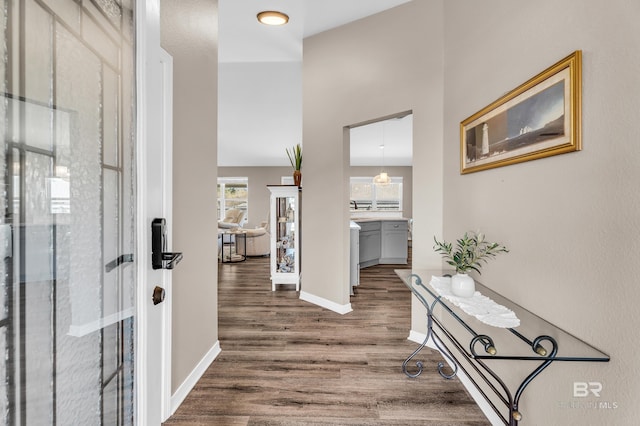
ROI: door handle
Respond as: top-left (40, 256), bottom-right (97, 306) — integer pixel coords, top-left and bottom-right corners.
top-left (105, 253), bottom-right (134, 273)
top-left (159, 251), bottom-right (183, 269)
top-left (152, 218), bottom-right (183, 270)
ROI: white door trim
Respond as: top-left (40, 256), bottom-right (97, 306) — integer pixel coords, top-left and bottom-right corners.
top-left (135, 1), bottom-right (163, 424)
top-left (159, 47), bottom-right (174, 422)
top-left (135, 2), bottom-right (150, 423)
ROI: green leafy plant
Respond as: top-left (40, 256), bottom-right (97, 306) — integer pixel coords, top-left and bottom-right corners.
top-left (433, 231), bottom-right (508, 274)
top-left (286, 144), bottom-right (302, 171)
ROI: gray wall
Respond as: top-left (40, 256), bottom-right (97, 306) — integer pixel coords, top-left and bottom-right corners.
top-left (159, 0), bottom-right (639, 422)
top-left (303, 1), bottom-right (444, 307)
top-left (304, 0), bottom-right (638, 423)
top-left (442, 0), bottom-right (639, 423)
top-left (160, 0), bottom-right (219, 395)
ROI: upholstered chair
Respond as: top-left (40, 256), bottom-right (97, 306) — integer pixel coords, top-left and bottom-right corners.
top-left (218, 208), bottom-right (246, 229)
top-left (237, 226), bottom-right (270, 257)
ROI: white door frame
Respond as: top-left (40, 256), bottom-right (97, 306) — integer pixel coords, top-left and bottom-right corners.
top-left (136, 1), bottom-right (172, 424)
top-left (158, 47), bottom-right (174, 422)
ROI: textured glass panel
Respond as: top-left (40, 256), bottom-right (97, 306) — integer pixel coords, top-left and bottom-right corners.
top-left (25, 0), bottom-right (53, 150)
top-left (103, 67), bottom-right (119, 167)
top-left (121, 317), bottom-right (134, 425)
top-left (24, 152), bottom-right (55, 421)
top-left (54, 331), bottom-right (101, 426)
top-left (24, 152), bottom-right (54, 282)
top-left (24, 149), bottom-right (55, 425)
top-left (81, 8), bottom-right (118, 68)
top-left (121, 40), bottom-right (135, 317)
top-left (53, 24), bottom-right (102, 425)
top-left (0, 75), bottom-right (6, 324)
top-left (83, 0), bottom-right (120, 40)
top-left (103, 373), bottom-right (118, 423)
top-left (0, 329), bottom-right (7, 425)
top-left (4, 0), bottom-right (136, 423)
top-left (95, 0), bottom-right (122, 29)
top-left (103, 169), bottom-right (120, 323)
top-left (122, 1), bottom-right (134, 42)
top-left (0, 3), bottom-right (6, 289)
top-left (56, 24), bottom-right (102, 334)
top-left (54, 104), bottom-right (72, 216)
top-left (24, 280), bottom-right (53, 424)
top-left (40, 0), bottom-right (81, 33)
top-left (0, 0), bottom-right (5, 87)
top-left (12, 149), bottom-right (21, 287)
top-left (102, 322), bottom-right (118, 381)
top-left (24, 101), bottom-right (54, 151)
top-left (0, 226), bottom-right (6, 316)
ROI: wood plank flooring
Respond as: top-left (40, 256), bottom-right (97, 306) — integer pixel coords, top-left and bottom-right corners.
top-left (164, 253), bottom-right (490, 425)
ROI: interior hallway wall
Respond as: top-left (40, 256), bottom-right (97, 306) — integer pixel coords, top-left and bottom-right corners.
top-left (442, 0), bottom-right (639, 423)
top-left (303, 1), bottom-right (445, 308)
top-left (160, 0), bottom-right (219, 395)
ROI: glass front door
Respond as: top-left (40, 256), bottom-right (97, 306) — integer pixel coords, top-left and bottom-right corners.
top-left (0, 0), bottom-right (137, 424)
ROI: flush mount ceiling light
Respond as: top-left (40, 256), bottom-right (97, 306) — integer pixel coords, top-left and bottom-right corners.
top-left (257, 11), bottom-right (289, 26)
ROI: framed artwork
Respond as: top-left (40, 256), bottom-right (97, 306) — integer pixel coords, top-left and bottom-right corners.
top-left (460, 51), bottom-right (582, 174)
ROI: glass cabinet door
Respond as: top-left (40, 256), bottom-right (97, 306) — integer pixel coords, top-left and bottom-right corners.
top-left (268, 186), bottom-right (300, 291)
top-left (275, 195), bottom-right (296, 273)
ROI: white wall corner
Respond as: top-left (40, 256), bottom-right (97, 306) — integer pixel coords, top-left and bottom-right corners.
top-left (406, 330), bottom-right (501, 425)
top-left (299, 291), bottom-right (353, 315)
top-left (170, 341), bottom-right (222, 417)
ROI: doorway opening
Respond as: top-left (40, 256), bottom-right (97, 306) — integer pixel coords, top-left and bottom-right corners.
top-left (347, 111), bottom-right (413, 296)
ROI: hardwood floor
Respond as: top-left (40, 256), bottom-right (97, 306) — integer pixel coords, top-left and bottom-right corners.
top-left (164, 253), bottom-right (490, 426)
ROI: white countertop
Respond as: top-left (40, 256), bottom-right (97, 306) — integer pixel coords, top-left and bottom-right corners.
top-left (351, 217), bottom-right (410, 223)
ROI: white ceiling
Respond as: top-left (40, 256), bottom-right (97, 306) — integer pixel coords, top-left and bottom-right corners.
top-left (350, 114), bottom-right (413, 167)
top-left (218, 0), bottom-right (413, 167)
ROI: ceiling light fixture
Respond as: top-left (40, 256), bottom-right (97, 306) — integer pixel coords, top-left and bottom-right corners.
top-left (257, 11), bottom-right (289, 26)
top-left (373, 144), bottom-right (391, 186)
top-left (373, 121), bottom-right (391, 185)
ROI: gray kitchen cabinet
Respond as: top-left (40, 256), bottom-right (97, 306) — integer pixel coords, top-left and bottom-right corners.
top-left (358, 221), bottom-right (381, 268)
top-left (380, 221), bottom-right (408, 264)
top-left (356, 219), bottom-right (408, 268)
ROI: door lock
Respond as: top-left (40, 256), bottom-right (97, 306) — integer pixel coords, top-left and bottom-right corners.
top-left (152, 218), bottom-right (183, 269)
top-left (152, 286), bottom-right (166, 305)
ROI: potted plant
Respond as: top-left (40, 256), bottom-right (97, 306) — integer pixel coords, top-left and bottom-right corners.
top-left (433, 231), bottom-right (508, 297)
top-left (286, 144), bottom-right (302, 186)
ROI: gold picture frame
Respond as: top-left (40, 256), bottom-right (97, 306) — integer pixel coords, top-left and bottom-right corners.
top-left (460, 51), bottom-right (582, 174)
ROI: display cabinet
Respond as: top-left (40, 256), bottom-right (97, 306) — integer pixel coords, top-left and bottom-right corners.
top-left (267, 185), bottom-right (300, 291)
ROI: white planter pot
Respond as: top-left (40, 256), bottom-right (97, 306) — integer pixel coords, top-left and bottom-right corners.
top-left (451, 273), bottom-right (475, 298)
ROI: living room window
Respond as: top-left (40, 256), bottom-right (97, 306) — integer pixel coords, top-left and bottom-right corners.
top-left (217, 177), bottom-right (248, 220)
top-left (350, 177), bottom-right (403, 211)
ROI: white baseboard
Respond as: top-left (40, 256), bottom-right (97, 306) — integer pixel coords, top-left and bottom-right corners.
top-left (408, 330), bottom-right (430, 346)
top-left (170, 341), bottom-right (221, 416)
top-left (407, 330), bottom-right (503, 426)
top-left (299, 291), bottom-right (352, 315)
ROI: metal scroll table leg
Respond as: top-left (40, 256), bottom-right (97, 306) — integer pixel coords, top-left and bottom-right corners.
top-left (470, 334), bottom-right (559, 425)
top-left (403, 289), bottom-right (458, 380)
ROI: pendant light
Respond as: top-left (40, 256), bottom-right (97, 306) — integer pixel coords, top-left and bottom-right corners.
top-left (373, 145), bottom-right (391, 185)
top-left (373, 122), bottom-right (391, 185)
